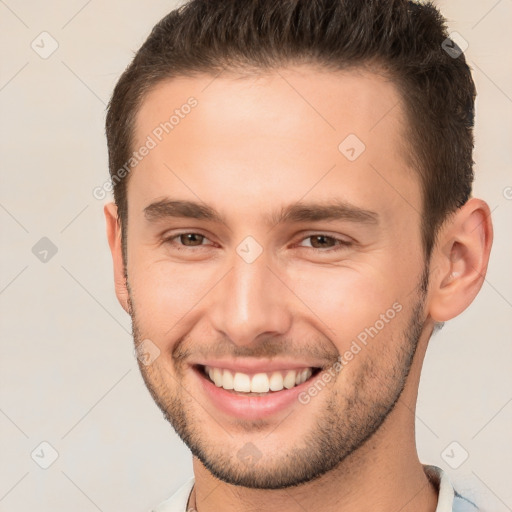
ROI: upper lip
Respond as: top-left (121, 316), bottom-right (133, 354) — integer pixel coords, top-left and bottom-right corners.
top-left (192, 358), bottom-right (323, 374)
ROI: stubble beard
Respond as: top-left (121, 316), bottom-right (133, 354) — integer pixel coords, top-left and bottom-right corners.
top-left (128, 269), bottom-right (429, 490)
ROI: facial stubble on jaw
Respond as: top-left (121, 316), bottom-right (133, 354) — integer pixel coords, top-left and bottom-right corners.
top-left (127, 266), bottom-right (429, 490)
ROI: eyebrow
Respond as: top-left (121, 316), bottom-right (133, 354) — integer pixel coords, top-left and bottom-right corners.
top-left (143, 198), bottom-right (379, 227)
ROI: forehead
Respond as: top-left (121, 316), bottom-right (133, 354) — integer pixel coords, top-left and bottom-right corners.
top-left (129, 65), bottom-right (419, 223)
top-left (134, 66), bottom-right (407, 147)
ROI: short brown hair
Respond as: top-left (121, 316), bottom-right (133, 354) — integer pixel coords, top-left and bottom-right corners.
top-left (106, 0), bottom-right (476, 264)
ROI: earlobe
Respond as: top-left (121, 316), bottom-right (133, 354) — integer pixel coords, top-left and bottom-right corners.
top-left (104, 202), bottom-right (131, 315)
top-left (428, 198), bottom-right (493, 322)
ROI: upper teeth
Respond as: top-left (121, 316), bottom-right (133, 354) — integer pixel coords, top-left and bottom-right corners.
top-left (204, 366), bottom-right (313, 393)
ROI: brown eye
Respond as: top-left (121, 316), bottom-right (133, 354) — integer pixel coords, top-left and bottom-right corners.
top-left (308, 235), bottom-right (337, 249)
top-left (297, 233), bottom-right (352, 252)
top-left (178, 233), bottom-right (205, 246)
top-left (163, 232), bottom-right (211, 250)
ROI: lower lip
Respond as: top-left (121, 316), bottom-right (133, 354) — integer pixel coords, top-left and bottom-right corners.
top-left (192, 366), bottom-right (319, 420)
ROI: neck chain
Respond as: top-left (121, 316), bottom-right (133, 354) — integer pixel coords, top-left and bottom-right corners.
top-left (187, 484), bottom-right (197, 511)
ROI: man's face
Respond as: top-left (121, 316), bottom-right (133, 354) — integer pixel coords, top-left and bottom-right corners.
top-left (122, 66), bottom-right (431, 488)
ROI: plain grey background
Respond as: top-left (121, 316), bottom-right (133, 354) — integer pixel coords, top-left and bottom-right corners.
top-left (1, 1), bottom-right (511, 511)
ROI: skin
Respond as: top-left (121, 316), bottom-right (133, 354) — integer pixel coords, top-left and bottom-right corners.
top-left (104, 66), bottom-right (493, 512)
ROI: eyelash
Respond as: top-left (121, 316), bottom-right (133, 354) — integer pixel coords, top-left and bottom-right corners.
top-left (162, 232), bottom-right (353, 253)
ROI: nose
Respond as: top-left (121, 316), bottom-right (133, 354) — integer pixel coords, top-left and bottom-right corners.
top-left (208, 249), bottom-right (293, 347)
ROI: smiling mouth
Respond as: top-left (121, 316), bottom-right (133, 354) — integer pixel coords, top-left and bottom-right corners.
top-left (194, 364), bottom-right (322, 396)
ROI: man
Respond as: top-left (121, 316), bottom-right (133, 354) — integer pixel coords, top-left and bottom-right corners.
top-left (104, 1), bottom-right (493, 511)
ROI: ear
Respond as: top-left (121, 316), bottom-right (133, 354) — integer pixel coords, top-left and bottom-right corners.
top-left (104, 202), bottom-right (131, 314)
top-left (428, 198), bottom-right (493, 322)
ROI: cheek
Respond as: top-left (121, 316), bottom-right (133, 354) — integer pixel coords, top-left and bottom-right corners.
top-left (286, 263), bottom-right (406, 347)
top-left (128, 259), bottom-right (214, 339)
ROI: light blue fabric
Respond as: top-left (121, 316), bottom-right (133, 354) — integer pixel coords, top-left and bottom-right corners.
top-left (424, 465), bottom-right (480, 512)
top-left (453, 491), bottom-right (480, 512)
top-left (151, 465), bottom-right (479, 511)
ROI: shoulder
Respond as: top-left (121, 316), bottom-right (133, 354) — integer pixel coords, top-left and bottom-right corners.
top-left (423, 464), bottom-right (480, 512)
top-left (453, 490), bottom-right (480, 512)
top-left (151, 477), bottom-right (195, 512)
